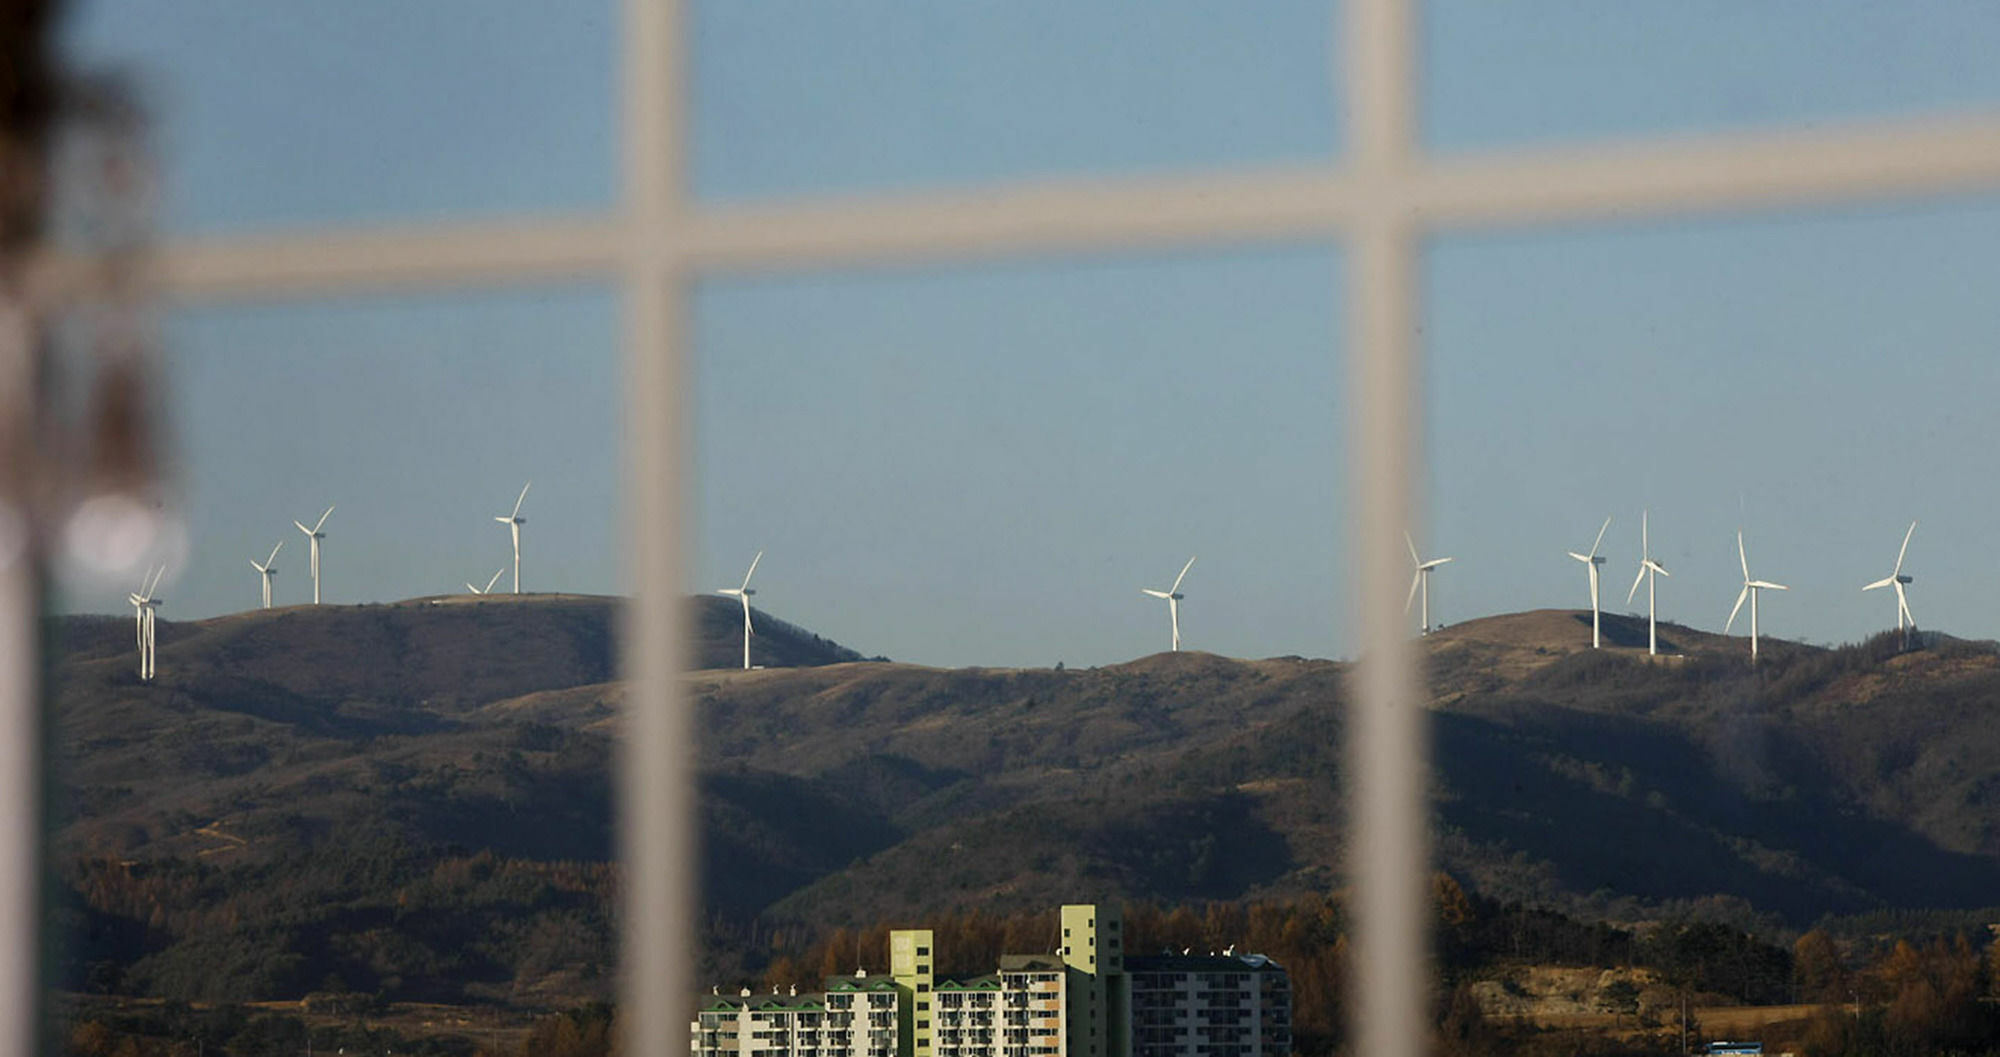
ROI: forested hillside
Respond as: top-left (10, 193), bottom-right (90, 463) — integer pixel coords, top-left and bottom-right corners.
top-left (46, 599), bottom-right (2000, 1015)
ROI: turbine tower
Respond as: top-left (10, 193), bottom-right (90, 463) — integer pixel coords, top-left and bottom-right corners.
top-left (1725, 530), bottom-right (1789, 663)
top-left (1568, 515), bottom-right (1612, 648)
top-left (717, 550), bottom-right (762, 670)
top-left (467, 567), bottom-right (505, 595)
top-left (249, 541), bottom-right (283, 609)
top-left (495, 482), bottom-right (530, 594)
top-left (1141, 556), bottom-right (1197, 652)
top-left (1405, 532), bottom-right (1453, 636)
top-left (128, 565), bottom-right (163, 681)
top-left (293, 504), bottom-right (334, 604)
top-left (1862, 520), bottom-right (1918, 648)
top-left (1625, 510), bottom-right (1671, 656)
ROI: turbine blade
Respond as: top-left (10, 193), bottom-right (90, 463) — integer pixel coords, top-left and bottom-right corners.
top-left (741, 550), bottom-right (763, 590)
top-left (512, 481), bottom-right (532, 518)
top-left (1590, 515), bottom-right (1611, 559)
top-left (1170, 556), bottom-right (1196, 594)
top-left (1863, 576), bottom-right (1895, 591)
top-left (295, 520), bottom-right (312, 535)
top-left (251, 560), bottom-right (264, 572)
top-left (1897, 583), bottom-right (1915, 628)
top-left (1141, 589), bottom-right (1171, 599)
top-left (1406, 571), bottom-right (1421, 614)
top-left (741, 594), bottom-right (755, 635)
top-left (313, 505), bottom-right (334, 532)
top-left (1726, 586), bottom-right (1749, 633)
top-left (1405, 531), bottom-right (1420, 566)
top-left (266, 542), bottom-right (283, 565)
top-left (1626, 564), bottom-right (1646, 605)
top-left (1647, 560), bottom-right (1670, 577)
top-left (1737, 531), bottom-right (1749, 581)
top-left (1750, 581), bottom-right (1789, 591)
top-left (1568, 552), bottom-right (1590, 564)
top-left (1423, 557), bottom-right (1454, 570)
top-left (1893, 520), bottom-right (1915, 576)
top-left (467, 584), bottom-right (481, 594)
top-left (486, 568), bottom-right (505, 592)
top-left (1641, 510), bottom-right (1650, 558)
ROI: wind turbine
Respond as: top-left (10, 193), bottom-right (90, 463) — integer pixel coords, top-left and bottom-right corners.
top-left (249, 541), bottom-right (283, 609)
top-left (128, 565), bottom-right (163, 680)
top-left (1863, 520), bottom-right (1918, 648)
top-left (495, 482), bottom-right (530, 594)
top-left (1405, 533), bottom-right (1453, 636)
top-left (1568, 515), bottom-right (1612, 648)
top-left (293, 504), bottom-right (334, 604)
top-left (1140, 556), bottom-right (1197, 652)
top-left (467, 567), bottom-right (505, 595)
top-left (717, 550), bottom-right (762, 670)
top-left (1625, 510), bottom-right (1671, 656)
top-left (1725, 530), bottom-right (1789, 663)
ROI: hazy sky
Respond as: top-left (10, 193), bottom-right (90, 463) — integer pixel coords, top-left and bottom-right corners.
top-left (56, 2), bottom-right (2000, 667)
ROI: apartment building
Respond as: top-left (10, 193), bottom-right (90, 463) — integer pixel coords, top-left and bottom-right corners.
top-left (1126, 953), bottom-right (1291, 1057)
top-left (693, 904), bottom-right (1287, 1057)
top-left (692, 975), bottom-right (902, 1057)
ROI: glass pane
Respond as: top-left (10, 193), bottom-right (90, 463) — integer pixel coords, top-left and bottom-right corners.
top-left (694, 248), bottom-right (1344, 667)
top-left (1425, 0), bottom-right (2000, 153)
top-left (58, 0), bottom-right (617, 234)
top-left (50, 288), bottom-right (622, 1051)
top-left (690, 1), bottom-right (1340, 202)
top-left (1422, 200), bottom-right (2000, 1047)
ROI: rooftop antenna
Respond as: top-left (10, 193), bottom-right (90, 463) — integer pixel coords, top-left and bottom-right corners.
top-left (1862, 520), bottom-right (1918, 649)
top-left (718, 550), bottom-right (763, 670)
top-left (494, 482), bottom-right (530, 593)
top-left (1405, 531), bottom-right (1453, 636)
top-left (1567, 515), bottom-right (1612, 648)
top-left (248, 541), bottom-right (282, 609)
top-left (1140, 556), bottom-right (1197, 652)
top-left (1725, 529), bottom-right (1789, 664)
top-left (293, 504), bottom-right (334, 604)
top-left (1625, 510), bottom-right (1670, 656)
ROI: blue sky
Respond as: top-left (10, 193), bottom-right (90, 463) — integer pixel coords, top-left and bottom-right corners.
top-left (56, 2), bottom-right (2000, 667)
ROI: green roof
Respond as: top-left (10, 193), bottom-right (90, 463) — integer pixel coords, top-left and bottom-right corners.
top-left (935, 976), bottom-right (1002, 991)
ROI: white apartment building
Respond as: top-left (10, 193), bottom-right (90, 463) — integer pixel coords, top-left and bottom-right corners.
top-left (693, 976), bottom-right (902, 1057)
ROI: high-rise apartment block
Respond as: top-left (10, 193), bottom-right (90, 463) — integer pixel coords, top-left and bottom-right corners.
top-left (692, 904), bottom-right (1289, 1057)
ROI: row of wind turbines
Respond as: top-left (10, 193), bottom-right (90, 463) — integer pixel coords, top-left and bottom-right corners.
top-left (1418, 513), bottom-right (1922, 662)
top-left (720, 517), bottom-right (1921, 672)
top-left (127, 484), bottom-right (535, 681)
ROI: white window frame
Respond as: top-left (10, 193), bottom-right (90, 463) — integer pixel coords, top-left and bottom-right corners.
top-left (15, 1), bottom-right (2000, 1055)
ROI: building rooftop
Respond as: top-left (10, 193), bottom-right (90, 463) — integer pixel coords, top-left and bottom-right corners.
top-left (1124, 952), bottom-right (1287, 973)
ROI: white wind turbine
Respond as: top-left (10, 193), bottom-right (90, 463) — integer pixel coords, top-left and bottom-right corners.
top-left (1140, 556), bottom-right (1197, 652)
top-left (1862, 520), bottom-right (1918, 648)
top-left (1405, 532), bottom-right (1453, 636)
top-left (1625, 510), bottom-right (1671, 656)
top-left (1725, 530), bottom-right (1789, 663)
top-left (494, 482), bottom-right (530, 594)
top-left (128, 565), bottom-right (163, 681)
top-left (717, 550), bottom-right (762, 670)
top-left (293, 504), bottom-right (334, 604)
top-left (249, 541), bottom-right (283, 609)
top-left (1567, 515), bottom-right (1612, 648)
top-left (467, 567), bottom-right (506, 595)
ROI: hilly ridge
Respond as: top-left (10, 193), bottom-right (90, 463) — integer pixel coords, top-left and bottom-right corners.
top-left (45, 598), bottom-right (2000, 1007)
